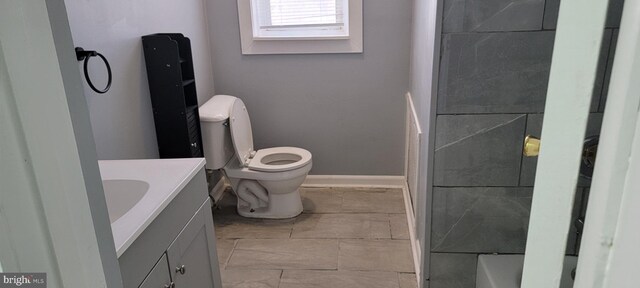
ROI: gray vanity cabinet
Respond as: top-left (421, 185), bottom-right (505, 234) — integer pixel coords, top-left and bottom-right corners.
top-left (119, 168), bottom-right (222, 288)
top-left (167, 200), bottom-right (221, 288)
top-left (138, 255), bottom-right (171, 288)
top-left (137, 201), bottom-right (221, 288)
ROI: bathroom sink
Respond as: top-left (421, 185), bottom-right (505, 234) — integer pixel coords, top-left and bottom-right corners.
top-left (98, 158), bottom-right (206, 257)
top-left (102, 179), bottom-right (149, 223)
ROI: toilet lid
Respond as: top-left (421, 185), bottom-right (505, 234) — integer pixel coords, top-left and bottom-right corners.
top-left (229, 98), bottom-right (254, 166)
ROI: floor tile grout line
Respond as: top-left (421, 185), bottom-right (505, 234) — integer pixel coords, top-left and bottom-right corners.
top-left (277, 270), bottom-right (283, 288)
top-left (387, 213), bottom-right (393, 239)
top-left (335, 238), bottom-right (341, 271)
top-left (226, 267), bottom-right (414, 273)
top-left (222, 239), bottom-right (239, 270)
top-left (218, 237), bottom-right (414, 241)
top-left (288, 217), bottom-right (294, 238)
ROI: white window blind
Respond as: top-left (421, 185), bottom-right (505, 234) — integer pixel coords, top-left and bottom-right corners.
top-left (251, 0), bottom-right (348, 39)
top-left (238, 0), bottom-right (362, 54)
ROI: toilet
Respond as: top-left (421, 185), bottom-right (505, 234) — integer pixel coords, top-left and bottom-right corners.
top-left (199, 95), bottom-right (312, 219)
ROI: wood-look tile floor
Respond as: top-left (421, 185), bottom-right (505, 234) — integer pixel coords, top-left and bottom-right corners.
top-left (213, 187), bottom-right (418, 288)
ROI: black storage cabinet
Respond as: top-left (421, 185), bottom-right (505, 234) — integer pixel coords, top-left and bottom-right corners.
top-left (142, 33), bottom-right (203, 158)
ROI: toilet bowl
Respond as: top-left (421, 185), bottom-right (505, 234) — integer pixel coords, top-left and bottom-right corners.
top-left (223, 151), bottom-right (311, 218)
top-left (199, 95), bottom-right (312, 219)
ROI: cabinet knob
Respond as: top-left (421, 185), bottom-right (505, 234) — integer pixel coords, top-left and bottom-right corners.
top-left (164, 282), bottom-right (175, 288)
top-left (191, 142), bottom-right (197, 148)
top-left (176, 264), bottom-right (186, 275)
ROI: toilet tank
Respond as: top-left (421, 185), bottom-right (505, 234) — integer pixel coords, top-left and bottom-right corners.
top-left (199, 95), bottom-right (238, 169)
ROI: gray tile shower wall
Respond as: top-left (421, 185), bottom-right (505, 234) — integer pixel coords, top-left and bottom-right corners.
top-left (429, 0), bottom-right (623, 287)
top-left (431, 187), bottom-right (533, 253)
top-left (437, 32), bottom-right (555, 114)
top-left (434, 114), bottom-right (526, 186)
top-left (429, 253), bottom-right (477, 288)
top-left (437, 30), bottom-right (612, 114)
top-left (442, 0), bottom-right (545, 32)
top-left (431, 187), bottom-right (583, 253)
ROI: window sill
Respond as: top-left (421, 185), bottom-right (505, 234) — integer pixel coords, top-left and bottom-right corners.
top-left (253, 35), bottom-right (350, 41)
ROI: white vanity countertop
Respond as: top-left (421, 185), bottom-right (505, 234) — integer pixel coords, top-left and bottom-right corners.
top-left (98, 158), bottom-right (206, 258)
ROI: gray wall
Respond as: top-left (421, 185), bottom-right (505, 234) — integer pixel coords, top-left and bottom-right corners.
top-left (427, 0), bottom-right (622, 287)
top-left (206, 0), bottom-right (412, 175)
top-left (65, 0), bottom-right (215, 160)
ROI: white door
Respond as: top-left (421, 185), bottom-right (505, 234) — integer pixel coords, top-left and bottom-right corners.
top-left (521, 0), bottom-right (640, 287)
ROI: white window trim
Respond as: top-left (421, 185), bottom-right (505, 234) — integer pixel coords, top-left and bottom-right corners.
top-left (237, 0), bottom-right (363, 55)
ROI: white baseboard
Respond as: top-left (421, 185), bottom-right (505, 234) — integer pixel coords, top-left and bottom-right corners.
top-left (302, 175), bottom-right (405, 188)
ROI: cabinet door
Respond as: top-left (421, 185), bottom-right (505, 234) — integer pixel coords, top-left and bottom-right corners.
top-left (167, 199), bottom-right (222, 288)
top-left (139, 254), bottom-right (172, 288)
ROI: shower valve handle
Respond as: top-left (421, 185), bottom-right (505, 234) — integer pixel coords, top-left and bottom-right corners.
top-left (523, 135), bottom-right (541, 157)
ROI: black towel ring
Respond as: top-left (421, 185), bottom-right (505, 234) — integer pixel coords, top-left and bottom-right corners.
top-left (75, 47), bottom-right (112, 94)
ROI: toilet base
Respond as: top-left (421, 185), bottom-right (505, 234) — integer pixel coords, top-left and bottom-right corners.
top-left (237, 189), bottom-right (303, 219)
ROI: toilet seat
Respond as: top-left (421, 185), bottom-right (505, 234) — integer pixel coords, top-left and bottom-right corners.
top-left (229, 99), bottom-right (255, 166)
top-left (229, 99), bottom-right (312, 173)
top-left (249, 147), bottom-right (312, 172)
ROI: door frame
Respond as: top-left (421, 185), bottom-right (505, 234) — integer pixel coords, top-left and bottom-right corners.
top-left (0, 1), bottom-right (122, 287)
top-left (575, 0), bottom-right (640, 286)
top-left (598, 112), bottom-right (640, 286)
top-left (520, 0), bottom-right (609, 286)
top-left (521, 0), bottom-right (640, 286)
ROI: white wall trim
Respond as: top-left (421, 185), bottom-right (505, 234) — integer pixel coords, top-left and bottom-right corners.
top-left (401, 182), bottom-right (422, 283)
top-left (404, 92), bottom-right (422, 205)
top-left (405, 92), bottom-right (423, 135)
top-left (404, 92), bottom-right (412, 179)
top-left (302, 175), bottom-right (405, 188)
top-left (404, 92), bottom-right (423, 284)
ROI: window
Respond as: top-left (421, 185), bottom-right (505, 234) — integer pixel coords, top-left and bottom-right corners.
top-left (237, 0), bottom-right (363, 54)
top-left (252, 0), bottom-right (348, 39)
